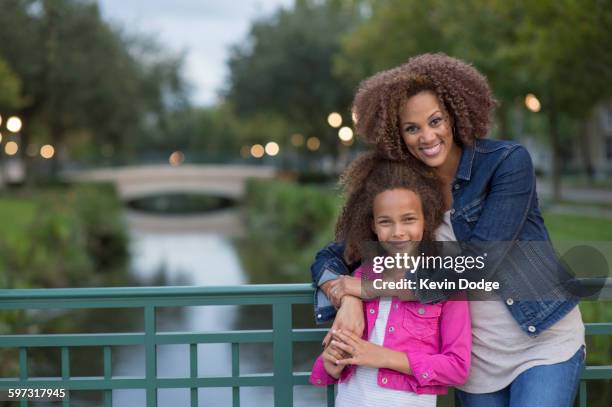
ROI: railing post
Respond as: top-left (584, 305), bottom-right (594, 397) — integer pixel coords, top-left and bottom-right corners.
top-left (145, 305), bottom-right (157, 407)
top-left (190, 343), bottom-right (198, 407)
top-left (61, 347), bottom-right (70, 407)
top-left (232, 343), bottom-right (240, 407)
top-left (19, 348), bottom-right (27, 407)
top-left (103, 346), bottom-right (112, 407)
top-left (272, 302), bottom-right (293, 407)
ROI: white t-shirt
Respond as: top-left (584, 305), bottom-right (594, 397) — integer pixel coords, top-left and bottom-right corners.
top-left (335, 297), bottom-right (437, 407)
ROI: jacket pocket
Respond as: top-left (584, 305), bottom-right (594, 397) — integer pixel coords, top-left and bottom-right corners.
top-left (461, 198), bottom-right (484, 223)
top-left (402, 303), bottom-right (442, 339)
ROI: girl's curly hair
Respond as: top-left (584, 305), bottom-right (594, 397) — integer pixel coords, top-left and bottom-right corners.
top-left (335, 152), bottom-right (445, 264)
top-left (352, 53), bottom-right (497, 161)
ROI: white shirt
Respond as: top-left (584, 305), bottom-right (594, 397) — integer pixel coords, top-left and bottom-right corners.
top-left (335, 297), bottom-right (436, 407)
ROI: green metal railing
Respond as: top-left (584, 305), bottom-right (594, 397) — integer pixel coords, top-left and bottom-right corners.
top-left (0, 284), bottom-right (610, 407)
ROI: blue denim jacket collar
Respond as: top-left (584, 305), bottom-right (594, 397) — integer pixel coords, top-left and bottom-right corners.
top-left (456, 142), bottom-right (475, 181)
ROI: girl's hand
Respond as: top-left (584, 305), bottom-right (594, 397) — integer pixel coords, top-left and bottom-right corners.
top-left (321, 341), bottom-right (346, 379)
top-left (322, 296), bottom-right (364, 348)
top-left (332, 330), bottom-right (412, 375)
top-left (332, 330), bottom-right (388, 369)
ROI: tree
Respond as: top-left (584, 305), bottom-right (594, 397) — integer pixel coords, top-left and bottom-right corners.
top-left (335, 0), bottom-right (612, 200)
top-left (0, 0), bottom-right (189, 175)
top-left (225, 0), bottom-right (363, 160)
top-left (0, 57), bottom-right (22, 111)
top-left (499, 0), bottom-right (612, 198)
top-left (334, 0), bottom-right (529, 139)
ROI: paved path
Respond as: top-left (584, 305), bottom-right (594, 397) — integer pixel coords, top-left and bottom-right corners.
top-left (537, 180), bottom-right (612, 203)
top-left (536, 180), bottom-right (612, 218)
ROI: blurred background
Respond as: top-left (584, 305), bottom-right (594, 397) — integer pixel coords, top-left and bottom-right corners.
top-left (0, 0), bottom-right (610, 405)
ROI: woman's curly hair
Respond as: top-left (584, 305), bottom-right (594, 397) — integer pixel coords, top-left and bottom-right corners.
top-left (352, 53), bottom-right (497, 161)
top-left (335, 152), bottom-right (445, 265)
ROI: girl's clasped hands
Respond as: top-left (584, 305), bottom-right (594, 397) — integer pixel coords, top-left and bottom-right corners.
top-left (322, 329), bottom-right (398, 379)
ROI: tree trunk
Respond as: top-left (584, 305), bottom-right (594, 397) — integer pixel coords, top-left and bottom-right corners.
top-left (579, 120), bottom-right (595, 184)
top-left (497, 105), bottom-right (510, 140)
top-left (18, 110), bottom-right (34, 185)
top-left (49, 123), bottom-right (65, 178)
top-left (546, 99), bottom-right (562, 202)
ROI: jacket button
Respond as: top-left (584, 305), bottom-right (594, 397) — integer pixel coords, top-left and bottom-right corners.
top-left (506, 298), bottom-right (514, 306)
top-left (369, 308), bottom-right (375, 314)
top-left (317, 314), bottom-right (322, 319)
top-left (388, 326), bottom-right (395, 333)
top-left (316, 379), bottom-right (322, 384)
top-left (381, 377), bottom-right (388, 384)
top-left (418, 308), bottom-right (425, 315)
top-left (450, 209), bottom-right (455, 215)
top-left (422, 372), bottom-right (429, 379)
top-left (454, 184), bottom-right (460, 190)
top-left (393, 303), bottom-right (399, 310)
top-left (528, 325), bottom-right (536, 333)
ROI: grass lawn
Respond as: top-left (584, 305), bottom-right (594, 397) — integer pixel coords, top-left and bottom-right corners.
top-left (543, 212), bottom-right (612, 240)
top-left (0, 196), bottom-right (37, 238)
top-left (543, 211), bottom-right (611, 390)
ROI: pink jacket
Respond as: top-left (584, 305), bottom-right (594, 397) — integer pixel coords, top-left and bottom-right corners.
top-left (310, 266), bottom-right (471, 395)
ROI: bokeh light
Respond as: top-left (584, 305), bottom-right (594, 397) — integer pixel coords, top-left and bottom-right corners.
top-left (5, 141), bottom-right (19, 155)
top-left (169, 151), bottom-right (185, 166)
top-left (6, 116), bottom-right (22, 133)
top-left (525, 94), bottom-right (541, 112)
top-left (26, 144), bottom-right (38, 157)
top-left (338, 126), bottom-right (354, 142)
top-left (240, 145), bottom-right (250, 158)
top-left (290, 134), bottom-right (304, 147)
top-left (40, 144), bottom-right (55, 159)
top-left (306, 137), bottom-right (320, 151)
top-left (327, 112), bottom-right (342, 128)
top-left (250, 144), bottom-right (265, 158)
top-left (265, 141), bottom-right (280, 156)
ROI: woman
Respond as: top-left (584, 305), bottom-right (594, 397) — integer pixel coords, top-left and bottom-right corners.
top-left (311, 53), bottom-right (585, 406)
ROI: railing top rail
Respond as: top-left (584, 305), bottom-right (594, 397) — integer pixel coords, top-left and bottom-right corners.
top-left (0, 283), bottom-right (314, 301)
top-left (1, 278), bottom-right (611, 301)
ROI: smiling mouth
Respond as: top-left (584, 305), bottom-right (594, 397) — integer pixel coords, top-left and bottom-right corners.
top-left (387, 241), bottom-right (413, 250)
top-left (420, 142), bottom-right (442, 157)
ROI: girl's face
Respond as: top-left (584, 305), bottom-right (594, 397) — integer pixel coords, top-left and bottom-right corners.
top-left (372, 188), bottom-right (424, 253)
top-left (399, 90), bottom-right (460, 169)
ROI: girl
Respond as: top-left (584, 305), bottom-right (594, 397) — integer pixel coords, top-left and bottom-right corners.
top-left (310, 153), bottom-right (471, 407)
top-left (312, 53), bottom-right (585, 407)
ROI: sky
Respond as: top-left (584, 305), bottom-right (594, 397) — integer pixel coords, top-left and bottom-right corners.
top-left (98, 0), bottom-right (294, 106)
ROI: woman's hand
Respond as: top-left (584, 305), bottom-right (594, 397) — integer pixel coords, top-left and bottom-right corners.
top-left (321, 341), bottom-right (346, 379)
top-left (332, 330), bottom-right (412, 374)
top-left (322, 296), bottom-right (364, 348)
top-left (322, 276), bottom-right (362, 306)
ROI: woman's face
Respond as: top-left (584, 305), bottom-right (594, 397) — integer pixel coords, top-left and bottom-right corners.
top-left (399, 91), bottom-right (458, 168)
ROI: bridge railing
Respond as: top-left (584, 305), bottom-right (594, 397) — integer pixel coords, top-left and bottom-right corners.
top-left (0, 284), bottom-right (610, 407)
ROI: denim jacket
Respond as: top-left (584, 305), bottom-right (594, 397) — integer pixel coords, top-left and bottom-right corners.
top-left (311, 139), bottom-right (578, 336)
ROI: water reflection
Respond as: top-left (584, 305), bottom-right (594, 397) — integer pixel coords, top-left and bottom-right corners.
top-left (115, 212), bottom-right (327, 406)
top-left (126, 193), bottom-right (236, 215)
